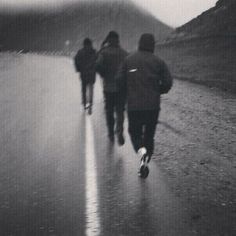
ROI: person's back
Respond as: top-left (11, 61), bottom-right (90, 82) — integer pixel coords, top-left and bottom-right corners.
top-left (123, 50), bottom-right (172, 110)
top-left (74, 44), bottom-right (97, 81)
top-left (96, 32), bottom-right (128, 93)
top-left (100, 47), bottom-right (127, 76)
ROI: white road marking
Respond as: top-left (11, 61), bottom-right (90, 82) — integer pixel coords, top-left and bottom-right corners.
top-left (85, 115), bottom-right (101, 236)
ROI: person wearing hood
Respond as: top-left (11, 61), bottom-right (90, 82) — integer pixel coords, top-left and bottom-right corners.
top-left (96, 31), bottom-right (128, 145)
top-left (116, 33), bottom-right (173, 178)
top-left (74, 38), bottom-right (97, 114)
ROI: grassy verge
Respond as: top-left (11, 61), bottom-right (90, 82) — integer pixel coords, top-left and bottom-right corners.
top-left (156, 37), bottom-right (236, 94)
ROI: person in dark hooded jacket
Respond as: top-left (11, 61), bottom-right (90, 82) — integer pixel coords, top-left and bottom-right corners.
top-left (116, 33), bottom-right (173, 177)
top-left (74, 38), bottom-right (97, 114)
top-left (96, 31), bottom-right (128, 144)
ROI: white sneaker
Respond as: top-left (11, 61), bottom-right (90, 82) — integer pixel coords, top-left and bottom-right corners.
top-left (138, 147), bottom-right (151, 178)
top-left (137, 147), bottom-right (147, 168)
top-left (85, 103), bottom-right (92, 115)
top-left (85, 103), bottom-right (90, 110)
top-left (138, 147), bottom-right (147, 158)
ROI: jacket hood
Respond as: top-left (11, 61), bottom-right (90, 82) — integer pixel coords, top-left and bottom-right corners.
top-left (138, 34), bottom-right (155, 53)
top-left (102, 31), bottom-right (120, 47)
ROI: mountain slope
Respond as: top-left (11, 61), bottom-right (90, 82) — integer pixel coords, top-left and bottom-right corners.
top-left (156, 0), bottom-right (236, 93)
top-left (174, 0), bottom-right (236, 39)
top-left (0, 0), bottom-right (172, 53)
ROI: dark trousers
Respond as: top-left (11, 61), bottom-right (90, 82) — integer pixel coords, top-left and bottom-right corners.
top-left (81, 80), bottom-right (93, 106)
top-left (128, 110), bottom-right (159, 157)
top-left (104, 92), bottom-right (124, 137)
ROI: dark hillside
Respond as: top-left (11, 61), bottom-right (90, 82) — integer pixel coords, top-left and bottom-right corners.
top-left (0, 0), bottom-right (172, 53)
top-left (157, 0), bottom-right (236, 93)
top-left (157, 37), bottom-right (236, 93)
top-left (170, 0), bottom-right (236, 40)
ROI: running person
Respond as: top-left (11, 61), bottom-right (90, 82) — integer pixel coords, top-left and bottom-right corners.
top-left (74, 38), bottom-right (97, 114)
top-left (96, 31), bottom-right (128, 145)
top-left (116, 33), bottom-right (173, 177)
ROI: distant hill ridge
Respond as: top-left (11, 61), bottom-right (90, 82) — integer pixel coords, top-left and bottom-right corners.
top-left (165, 0), bottom-right (236, 42)
top-left (0, 0), bottom-right (172, 53)
top-left (156, 0), bottom-right (236, 94)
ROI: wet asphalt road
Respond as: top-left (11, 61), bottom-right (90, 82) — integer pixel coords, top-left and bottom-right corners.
top-left (0, 53), bottom-right (196, 236)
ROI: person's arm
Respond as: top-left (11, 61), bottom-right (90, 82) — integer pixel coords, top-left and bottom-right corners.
top-left (116, 60), bottom-right (127, 103)
top-left (95, 52), bottom-right (105, 77)
top-left (116, 49), bottom-right (128, 92)
top-left (74, 52), bottom-right (81, 72)
top-left (159, 61), bottom-right (173, 94)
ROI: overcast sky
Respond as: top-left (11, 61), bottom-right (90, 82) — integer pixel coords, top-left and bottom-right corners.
top-left (0, 0), bottom-right (218, 26)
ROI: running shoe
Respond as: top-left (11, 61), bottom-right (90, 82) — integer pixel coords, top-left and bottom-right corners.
top-left (137, 147), bottom-right (149, 178)
top-left (117, 133), bottom-right (125, 146)
top-left (85, 103), bottom-right (92, 115)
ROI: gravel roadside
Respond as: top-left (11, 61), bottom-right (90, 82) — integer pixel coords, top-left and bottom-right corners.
top-left (154, 79), bottom-right (236, 235)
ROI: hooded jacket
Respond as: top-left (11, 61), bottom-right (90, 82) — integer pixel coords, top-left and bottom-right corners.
top-left (116, 34), bottom-right (173, 111)
top-left (96, 43), bottom-right (128, 93)
top-left (74, 46), bottom-right (97, 84)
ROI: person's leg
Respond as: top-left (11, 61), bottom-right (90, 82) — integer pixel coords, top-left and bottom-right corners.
top-left (87, 83), bottom-right (94, 115)
top-left (143, 110), bottom-right (160, 159)
top-left (87, 83), bottom-right (94, 105)
top-left (104, 92), bottom-right (115, 141)
top-left (115, 93), bottom-right (125, 145)
top-left (128, 111), bottom-right (143, 152)
top-left (81, 79), bottom-right (86, 108)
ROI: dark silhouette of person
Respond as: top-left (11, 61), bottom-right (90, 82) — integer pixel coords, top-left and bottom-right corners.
top-left (116, 33), bottom-right (173, 177)
top-left (74, 38), bottom-right (97, 114)
top-left (96, 31), bottom-right (128, 144)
